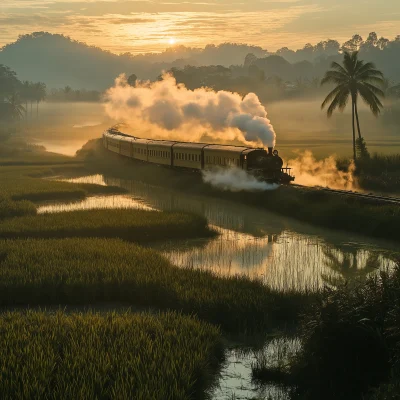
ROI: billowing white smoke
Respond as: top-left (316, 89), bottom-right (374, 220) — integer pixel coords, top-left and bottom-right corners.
top-left (104, 74), bottom-right (276, 148)
top-left (287, 151), bottom-right (357, 190)
top-left (202, 168), bottom-right (279, 192)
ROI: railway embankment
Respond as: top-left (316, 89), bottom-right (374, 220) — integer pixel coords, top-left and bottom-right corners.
top-left (80, 139), bottom-right (400, 243)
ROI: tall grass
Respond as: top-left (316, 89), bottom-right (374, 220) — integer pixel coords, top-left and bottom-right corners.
top-left (286, 263), bottom-right (400, 399)
top-left (0, 238), bottom-right (312, 332)
top-left (338, 153), bottom-right (400, 192)
top-left (0, 310), bottom-right (221, 400)
top-left (0, 209), bottom-right (213, 241)
top-left (0, 197), bottom-right (36, 219)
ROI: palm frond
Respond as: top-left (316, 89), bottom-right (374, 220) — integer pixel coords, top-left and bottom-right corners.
top-left (355, 62), bottom-right (380, 76)
top-left (321, 84), bottom-right (347, 109)
top-left (358, 84), bottom-right (384, 116)
top-left (321, 71), bottom-right (348, 86)
top-left (326, 89), bottom-right (349, 117)
top-left (359, 82), bottom-right (385, 98)
top-left (330, 61), bottom-right (348, 75)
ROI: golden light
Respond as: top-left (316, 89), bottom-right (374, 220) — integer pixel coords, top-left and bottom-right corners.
top-left (168, 38), bottom-right (176, 45)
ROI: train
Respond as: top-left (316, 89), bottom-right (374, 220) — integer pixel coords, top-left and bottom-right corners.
top-left (103, 128), bottom-right (295, 184)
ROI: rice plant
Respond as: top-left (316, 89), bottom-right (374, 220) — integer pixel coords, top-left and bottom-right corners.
top-left (0, 238), bottom-right (312, 332)
top-left (0, 310), bottom-right (222, 400)
top-left (0, 209), bottom-right (213, 241)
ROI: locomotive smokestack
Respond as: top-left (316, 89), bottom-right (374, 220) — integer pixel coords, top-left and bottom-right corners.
top-left (268, 147), bottom-right (273, 156)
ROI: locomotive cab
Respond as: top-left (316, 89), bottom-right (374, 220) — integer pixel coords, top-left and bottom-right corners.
top-left (243, 147), bottom-right (294, 183)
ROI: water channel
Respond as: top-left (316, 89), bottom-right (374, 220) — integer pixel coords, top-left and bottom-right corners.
top-left (38, 174), bottom-right (400, 399)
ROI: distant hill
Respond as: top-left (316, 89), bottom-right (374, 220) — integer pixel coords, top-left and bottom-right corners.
top-left (1, 32), bottom-right (398, 90)
top-left (0, 32), bottom-right (269, 90)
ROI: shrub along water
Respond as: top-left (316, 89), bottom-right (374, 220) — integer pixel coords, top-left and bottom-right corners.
top-left (0, 310), bottom-right (222, 400)
top-left (259, 263), bottom-right (400, 400)
top-left (0, 238), bottom-right (311, 332)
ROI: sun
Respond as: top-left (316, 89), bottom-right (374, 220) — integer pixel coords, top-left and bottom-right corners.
top-left (168, 38), bottom-right (176, 45)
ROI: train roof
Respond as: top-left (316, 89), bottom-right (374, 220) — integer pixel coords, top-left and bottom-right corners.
top-left (173, 142), bottom-right (209, 149)
top-left (147, 140), bottom-right (177, 147)
top-left (104, 129), bottom-right (266, 152)
top-left (203, 145), bottom-right (250, 153)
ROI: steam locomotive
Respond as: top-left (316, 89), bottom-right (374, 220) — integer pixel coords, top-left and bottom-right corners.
top-left (103, 129), bottom-right (295, 184)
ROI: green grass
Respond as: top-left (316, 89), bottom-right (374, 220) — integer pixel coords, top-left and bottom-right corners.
top-left (0, 197), bottom-right (36, 219)
top-left (0, 310), bottom-right (221, 400)
top-left (0, 209), bottom-right (213, 241)
top-left (0, 164), bottom-right (126, 205)
top-left (0, 238), bottom-right (310, 332)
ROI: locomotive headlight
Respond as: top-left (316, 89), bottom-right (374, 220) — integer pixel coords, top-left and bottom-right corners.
top-left (273, 150), bottom-right (279, 156)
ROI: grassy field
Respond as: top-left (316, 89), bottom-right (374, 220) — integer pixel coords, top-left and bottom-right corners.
top-left (0, 165), bottom-right (126, 203)
top-left (0, 238), bottom-right (311, 332)
top-left (0, 209), bottom-right (213, 241)
top-left (0, 310), bottom-right (221, 400)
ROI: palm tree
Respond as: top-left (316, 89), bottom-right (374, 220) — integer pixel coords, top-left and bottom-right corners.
top-left (4, 91), bottom-right (25, 121)
top-left (321, 51), bottom-right (384, 159)
top-left (33, 82), bottom-right (46, 118)
top-left (20, 81), bottom-right (32, 120)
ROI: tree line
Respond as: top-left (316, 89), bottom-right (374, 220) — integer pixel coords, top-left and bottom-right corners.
top-left (0, 64), bottom-right (46, 122)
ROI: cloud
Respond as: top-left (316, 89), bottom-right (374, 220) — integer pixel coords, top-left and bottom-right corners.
top-left (0, 0), bottom-right (399, 54)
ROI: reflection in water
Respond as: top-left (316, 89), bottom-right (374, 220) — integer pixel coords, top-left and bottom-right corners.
top-left (38, 195), bottom-right (155, 214)
top-left (211, 338), bottom-right (300, 400)
top-left (322, 247), bottom-right (382, 287)
top-left (47, 174), bottom-right (398, 292)
top-left (58, 174), bottom-right (108, 186)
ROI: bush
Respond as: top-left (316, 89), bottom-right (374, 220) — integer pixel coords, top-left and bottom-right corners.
top-left (290, 264), bottom-right (400, 399)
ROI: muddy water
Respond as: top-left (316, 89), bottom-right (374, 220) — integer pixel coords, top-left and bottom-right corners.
top-left (41, 174), bottom-right (398, 292)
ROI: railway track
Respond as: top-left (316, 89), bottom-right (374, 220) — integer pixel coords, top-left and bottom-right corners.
top-left (293, 184), bottom-right (400, 206)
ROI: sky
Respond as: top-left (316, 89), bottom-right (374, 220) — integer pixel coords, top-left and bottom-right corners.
top-left (1, 0), bottom-right (399, 54)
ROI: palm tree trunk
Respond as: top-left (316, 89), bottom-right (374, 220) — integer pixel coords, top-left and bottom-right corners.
top-left (352, 100), bottom-right (356, 160)
top-left (36, 101), bottom-right (39, 119)
top-left (354, 101), bottom-right (362, 139)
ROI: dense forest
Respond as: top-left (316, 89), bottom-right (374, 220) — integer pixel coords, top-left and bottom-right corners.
top-left (0, 32), bottom-right (399, 90)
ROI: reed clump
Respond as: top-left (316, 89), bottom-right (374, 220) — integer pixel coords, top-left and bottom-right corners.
top-left (0, 238), bottom-right (311, 332)
top-left (282, 263), bottom-right (400, 399)
top-left (0, 310), bottom-right (221, 400)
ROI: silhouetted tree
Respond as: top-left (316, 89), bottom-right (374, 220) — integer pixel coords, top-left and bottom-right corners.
top-left (33, 82), bottom-right (46, 118)
top-left (3, 91), bottom-right (25, 122)
top-left (127, 74), bottom-right (137, 87)
top-left (321, 51), bottom-right (384, 159)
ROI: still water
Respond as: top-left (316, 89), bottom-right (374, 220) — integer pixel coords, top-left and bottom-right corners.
top-left (40, 174), bottom-right (399, 292)
top-left (39, 174), bottom-right (399, 399)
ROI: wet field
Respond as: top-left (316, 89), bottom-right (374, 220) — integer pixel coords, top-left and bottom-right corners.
top-left (38, 173), bottom-right (399, 399)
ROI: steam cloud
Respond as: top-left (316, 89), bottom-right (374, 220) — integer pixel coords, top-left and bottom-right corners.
top-left (287, 151), bottom-right (357, 190)
top-left (104, 74), bottom-right (276, 148)
top-left (202, 168), bottom-right (279, 192)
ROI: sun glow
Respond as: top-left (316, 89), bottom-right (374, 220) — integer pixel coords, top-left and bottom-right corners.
top-left (168, 38), bottom-right (176, 45)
